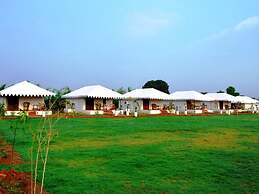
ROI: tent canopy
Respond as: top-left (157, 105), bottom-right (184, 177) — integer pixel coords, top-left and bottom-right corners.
top-left (0, 81), bottom-right (55, 97)
top-left (171, 91), bottom-right (214, 101)
top-left (63, 85), bottom-right (122, 99)
top-left (235, 96), bottom-right (258, 104)
top-left (205, 93), bottom-right (237, 102)
top-left (123, 88), bottom-right (172, 100)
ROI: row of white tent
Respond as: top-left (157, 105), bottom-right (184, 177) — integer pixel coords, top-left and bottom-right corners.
top-left (118, 88), bottom-right (259, 115)
top-left (0, 81), bottom-right (259, 115)
top-left (0, 81), bottom-right (258, 116)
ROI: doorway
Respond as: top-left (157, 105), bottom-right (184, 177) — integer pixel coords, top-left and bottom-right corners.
top-left (143, 99), bottom-right (150, 110)
top-left (7, 96), bottom-right (19, 111)
top-left (85, 98), bottom-right (94, 110)
top-left (219, 101), bottom-right (224, 110)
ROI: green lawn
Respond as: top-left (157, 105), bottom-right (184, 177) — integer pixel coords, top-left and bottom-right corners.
top-left (0, 115), bottom-right (259, 194)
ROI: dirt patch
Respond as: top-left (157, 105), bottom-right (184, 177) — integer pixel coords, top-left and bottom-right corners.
top-left (0, 140), bottom-right (22, 165)
top-left (192, 130), bottom-right (238, 149)
top-left (0, 139), bottom-right (50, 194)
top-left (0, 169), bottom-right (50, 194)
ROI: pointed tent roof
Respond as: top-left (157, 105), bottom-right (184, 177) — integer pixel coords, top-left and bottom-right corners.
top-left (170, 91), bottom-right (214, 101)
top-left (63, 85), bottom-right (122, 99)
top-left (235, 96), bottom-right (259, 104)
top-left (0, 81), bottom-right (55, 97)
top-left (123, 88), bottom-right (172, 100)
top-left (205, 93), bottom-right (237, 102)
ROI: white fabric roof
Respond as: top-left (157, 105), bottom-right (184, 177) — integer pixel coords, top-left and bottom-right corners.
top-left (205, 93), bottom-right (237, 102)
top-left (0, 81), bottom-right (55, 97)
top-left (170, 91), bottom-right (214, 101)
top-left (235, 96), bottom-right (259, 104)
top-left (123, 88), bottom-right (172, 100)
top-left (63, 85), bottom-right (122, 99)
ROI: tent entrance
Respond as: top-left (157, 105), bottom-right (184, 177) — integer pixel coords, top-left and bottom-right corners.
top-left (85, 97), bottom-right (94, 110)
top-left (143, 99), bottom-right (150, 110)
top-left (219, 101), bottom-right (224, 110)
top-left (7, 96), bottom-right (19, 111)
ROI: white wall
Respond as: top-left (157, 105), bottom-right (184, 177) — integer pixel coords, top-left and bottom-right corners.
top-left (244, 103), bottom-right (251, 110)
top-left (172, 100), bottom-right (186, 112)
top-left (66, 98), bottom-right (86, 112)
top-left (204, 101), bottom-right (218, 111)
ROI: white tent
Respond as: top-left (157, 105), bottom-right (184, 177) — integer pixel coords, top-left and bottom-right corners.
top-left (63, 85), bottom-right (122, 99)
top-left (0, 81), bottom-right (55, 97)
top-left (235, 96), bottom-right (258, 104)
top-left (123, 88), bottom-right (172, 100)
top-left (204, 93), bottom-right (237, 113)
top-left (170, 91), bottom-right (214, 101)
top-left (234, 96), bottom-right (259, 112)
top-left (121, 88), bottom-right (172, 114)
top-left (205, 93), bottom-right (237, 102)
top-left (170, 91), bottom-right (214, 113)
top-left (63, 85), bottom-right (122, 115)
top-left (0, 81), bottom-right (54, 116)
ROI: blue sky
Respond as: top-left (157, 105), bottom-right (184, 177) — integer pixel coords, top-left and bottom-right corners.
top-left (0, 0), bottom-right (259, 96)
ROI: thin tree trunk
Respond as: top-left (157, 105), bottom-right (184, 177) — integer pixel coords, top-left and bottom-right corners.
top-left (11, 127), bottom-right (17, 166)
top-left (30, 136), bottom-right (35, 194)
top-left (40, 131), bottom-right (51, 194)
top-left (34, 134), bottom-right (41, 194)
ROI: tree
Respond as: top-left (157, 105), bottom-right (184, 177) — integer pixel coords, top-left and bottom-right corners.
top-left (217, 90), bottom-right (224, 93)
top-left (45, 87), bottom-right (71, 113)
top-left (116, 87), bottom-right (133, 94)
top-left (142, 80), bottom-right (170, 94)
top-left (0, 84), bottom-right (6, 91)
top-left (226, 86), bottom-right (240, 96)
top-left (127, 87), bottom-right (133, 92)
top-left (116, 87), bottom-right (127, 94)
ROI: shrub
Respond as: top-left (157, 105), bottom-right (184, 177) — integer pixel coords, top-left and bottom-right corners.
top-left (0, 103), bottom-right (6, 117)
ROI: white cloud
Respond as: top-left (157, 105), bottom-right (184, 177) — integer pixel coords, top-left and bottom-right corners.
top-left (125, 12), bottom-right (170, 37)
top-left (202, 16), bottom-right (259, 42)
top-left (234, 16), bottom-right (259, 31)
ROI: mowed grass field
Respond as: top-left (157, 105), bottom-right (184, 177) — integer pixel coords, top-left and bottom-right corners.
top-left (0, 115), bottom-right (259, 194)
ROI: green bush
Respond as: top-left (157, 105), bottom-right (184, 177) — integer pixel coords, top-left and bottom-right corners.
top-left (0, 103), bottom-right (6, 117)
top-left (45, 87), bottom-right (70, 113)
